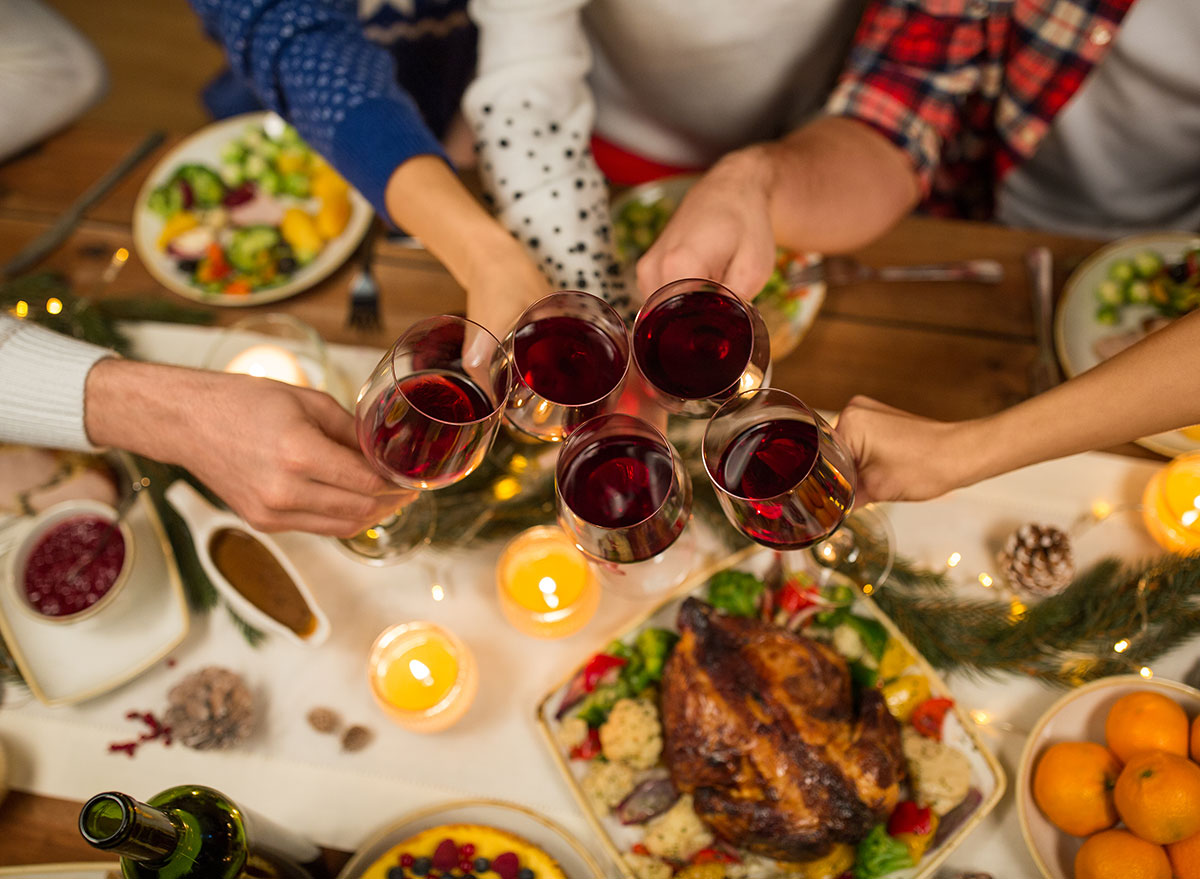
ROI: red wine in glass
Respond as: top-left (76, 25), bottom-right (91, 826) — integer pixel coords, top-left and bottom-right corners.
top-left (714, 418), bottom-right (853, 549)
top-left (513, 315), bottom-right (626, 406)
top-left (360, 369), bottom-right (494, 487)
top-left (635, 288), bottom-right (752, 399)
top-left (556, 414), bottom-right (692, 564)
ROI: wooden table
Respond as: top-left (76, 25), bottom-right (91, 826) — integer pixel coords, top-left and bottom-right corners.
top-left (0, 121), bottom-right (1158, 870)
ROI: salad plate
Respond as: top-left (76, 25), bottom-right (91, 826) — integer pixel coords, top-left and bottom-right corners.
top-left (133, 111), bottom-right (372, 307)
top-left (611, 176), bottom-right (825, 360)
top-left (536, 546), bottom-right (1004, 879)
top-left (1055, 232), bottom-right (1200, 457)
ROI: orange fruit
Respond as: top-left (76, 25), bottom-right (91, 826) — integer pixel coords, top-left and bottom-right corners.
top-left (1105, 691), bottom-right (1189, 763)
top-left (1168, 830), bottom-right (1200, 879)
top-left (1192, 714), bottom-right (1200, 762)
top-left (1075, 830), bottom-right (1171, 879)
top-left (1075, 829), bottom-right (1172, 879)
top-left (1032, 741), bottom-right (1121, 836)
top-left (1114, 751), bottom-right (1200, 844)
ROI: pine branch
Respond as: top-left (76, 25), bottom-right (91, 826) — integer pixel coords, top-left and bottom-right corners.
top-left (226, 605), bottom-right (267, 648)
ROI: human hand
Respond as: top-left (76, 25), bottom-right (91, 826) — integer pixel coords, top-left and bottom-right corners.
top-left (465, 236), bottom-right (552, 340)
top-left (85, 361), bottom-right (409, 537)
top-left (834, 396), bottom-right (984, 505)
top-left (636, 148), bottom-right (776, 303)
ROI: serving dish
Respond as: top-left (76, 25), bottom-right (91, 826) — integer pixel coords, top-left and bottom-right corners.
top-left (133, 111), bottom-right (372, 307)
top-left (335, 799), bottom-right (605, 879)
top-left (0, 451), bottom-right (188, 706)
top-left (611, 176), bottom-right (825, 360)
top-left (164, 480), bottom-right (330, 646)
top-left (1055, 232), bottom-right (1200, 457)
top-left (536, 546), bottom-right (1005, 879)
top-left (7, 498), bottom-right (134, 624)
top-left (1016, 675), bottom-right (1200, 879)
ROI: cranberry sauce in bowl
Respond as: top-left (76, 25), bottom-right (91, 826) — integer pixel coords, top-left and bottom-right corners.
top-left (16, 506), bottom-right (132, 622)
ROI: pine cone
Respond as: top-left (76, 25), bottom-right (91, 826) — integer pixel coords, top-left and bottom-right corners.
top-left (164, 667), bottom-right (255, 750)
top-left (998, 523), bottom-right (1074, 596)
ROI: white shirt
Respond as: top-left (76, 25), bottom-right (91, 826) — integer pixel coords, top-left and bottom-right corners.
top-left (463, 0), bottom-right (865, 306)
top-left (997, 0), bottom-right (1200, 237)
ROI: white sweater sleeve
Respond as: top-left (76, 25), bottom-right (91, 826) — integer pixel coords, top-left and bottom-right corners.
top-left (0, 0), bottom-right (108, 163)
top-left (463, 0), bottom-right (630, 314)
top-left (0, 316), bottom-right (112, 451)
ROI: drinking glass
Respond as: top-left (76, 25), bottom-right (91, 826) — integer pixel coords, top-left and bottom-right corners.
top-left (340, 315), bottom-right (514, 564)
top-left (555, 413), bottom-right (695, 597)
top-left (505, 291), bottom-right (631, 442)
top-left (703, 388), bottom-right (893, 587)
top-left (633, 278), bottom-right (771, 417)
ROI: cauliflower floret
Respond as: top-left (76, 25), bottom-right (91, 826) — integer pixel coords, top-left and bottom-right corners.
top-left (581, 759), bottom-right (636, 815)
top-left (624, 853), bottom-right (673, 879)
top-left (555, 715), bottom-right (589, 752)
top-left (901, 728), bottom-right (971, 815)
top-left (642, 794), bottom-right (714, 861)
top-left (600, 698), bottom-right (662, 769)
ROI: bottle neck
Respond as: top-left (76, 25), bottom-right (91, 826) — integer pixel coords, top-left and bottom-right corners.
top-left (79, 792), bottom-right (180, 864)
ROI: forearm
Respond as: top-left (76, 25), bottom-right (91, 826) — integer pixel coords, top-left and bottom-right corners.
top-left (384, 156), bottom-right (536, 294)
top-left (728, 116), bottom-right (921, 255)
top-left (957, 311), bottom-right (1200, 483)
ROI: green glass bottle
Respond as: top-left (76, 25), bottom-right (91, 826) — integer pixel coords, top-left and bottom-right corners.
top-left (79, 785), bottom-right (329, 879)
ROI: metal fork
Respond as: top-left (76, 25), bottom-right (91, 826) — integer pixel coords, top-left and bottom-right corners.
top-left (345, 221), bottom-right (382, 332)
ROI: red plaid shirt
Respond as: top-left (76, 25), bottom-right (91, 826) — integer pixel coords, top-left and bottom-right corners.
top-left (827, 0), bottom-right (1137, 219)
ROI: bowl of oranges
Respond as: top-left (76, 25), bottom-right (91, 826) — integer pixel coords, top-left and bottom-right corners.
top-left (1018, 675), bottom-right (1200, 879)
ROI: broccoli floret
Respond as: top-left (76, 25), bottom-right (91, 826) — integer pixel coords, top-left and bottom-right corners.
top-left (706, 570), bottom-right (764, 617)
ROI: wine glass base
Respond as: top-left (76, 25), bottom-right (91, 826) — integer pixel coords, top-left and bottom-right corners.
top-left (806, 504), bottom-right (896, 590)
top-left (589, 527), bottom-right (698, 599)
top-left (334, 492), bottom-right (436, 566)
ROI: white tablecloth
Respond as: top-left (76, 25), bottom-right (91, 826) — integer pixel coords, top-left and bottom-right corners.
top-left (1, 323), bottom-right (1195, 878)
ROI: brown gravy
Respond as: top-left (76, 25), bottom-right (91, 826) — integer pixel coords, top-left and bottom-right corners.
top-left (209, 528), bottom-right (316, 637)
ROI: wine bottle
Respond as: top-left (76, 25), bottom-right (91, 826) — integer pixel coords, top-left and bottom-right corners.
top-left (79, 785), bottom-right (329, 879)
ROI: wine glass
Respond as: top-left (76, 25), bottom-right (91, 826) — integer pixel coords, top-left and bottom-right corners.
top-left (505, 291), bottom-right (631, 443)
top-left (555, 413), bottom-right (695, 597)
top-left (339, 315), bottom-right (514, 564)
top-left (702, 388), bottom-right (894, 587)
top-left (633, 278), bottom-right (771, 417)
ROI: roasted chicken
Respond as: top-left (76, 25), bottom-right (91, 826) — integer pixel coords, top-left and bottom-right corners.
top-left (660, 598), bottom-right (904, 861)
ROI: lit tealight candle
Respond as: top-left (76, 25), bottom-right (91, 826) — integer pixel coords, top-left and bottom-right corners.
top-left (496, 525), bottom-right (599, 639)
top-left (367, 621), bottom-right (477, 733)
top-left (1142, 453), bottom-right (1200, 552)
top-left (225, 343), bottom-right (310, 387)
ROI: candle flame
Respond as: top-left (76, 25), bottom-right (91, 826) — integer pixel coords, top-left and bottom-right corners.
top-left (409, 659), bottom-right (435, 686)
top-left (539, 576), bottom-right (560, 610)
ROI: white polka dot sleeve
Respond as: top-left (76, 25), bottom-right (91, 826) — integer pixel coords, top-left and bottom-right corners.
top-left (463, 0), bottom-right (629, 312)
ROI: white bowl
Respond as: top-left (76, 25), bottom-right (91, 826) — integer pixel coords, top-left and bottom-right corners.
top-left (7, 499), bottom-right (134, 624)
top-left (164, 480), bottom-right (330, 645)
top-left (1017, 674), bottom-right (1200, 879)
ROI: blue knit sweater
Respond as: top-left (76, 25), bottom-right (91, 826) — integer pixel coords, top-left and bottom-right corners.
top-left (189, 0), bottom-right (474, 219)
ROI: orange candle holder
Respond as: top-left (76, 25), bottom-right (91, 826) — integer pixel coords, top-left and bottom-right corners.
top-left (367, 621), bottom-right (478, 733)
top-left (1142, 453), bottom-right (1200, 553)
top-left (496, 525), bottom-right (600, 639)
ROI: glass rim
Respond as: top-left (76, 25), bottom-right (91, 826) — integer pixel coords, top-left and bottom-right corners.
top-left (388, 314), bottom-right (513, 426)
top-left (367, 620), bottom-right (470, 719)
top-left (702, 387), bottom-right (822, 502)
top-left (555, 412), bottom-right (683, 532)
top-left (632, 278), bottom-right (759, 401)
top-left (508, 290), bottom-right (632, 408)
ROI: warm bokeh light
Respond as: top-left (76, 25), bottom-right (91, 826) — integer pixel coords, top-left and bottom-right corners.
top-left (1113, 639), bottom-right (1130, 653)
top-left (978, 572), bottom-right (994, 588)
top-left (946, 552), bottom-right (962, 568)
top-left (45, 297), bottom-right (63, 315)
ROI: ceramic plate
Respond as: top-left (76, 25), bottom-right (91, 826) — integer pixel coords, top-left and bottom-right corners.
top-left (1016, 675), bottom-right (1200, 879)
top-left (132, 111), bottom-right (372, 307)
top-left (537, 546), bottom-right (1006, 879)
top-left (336, 799), bottom-right (604, 879)
top-left (1055, 232), bottom-right (1200, 457)
top-left (0, 866), bottom-right (119, 879)
top-left (0, 453), bottom-right (189, 706)
top-left (611, 176), bottom-right (826, 359)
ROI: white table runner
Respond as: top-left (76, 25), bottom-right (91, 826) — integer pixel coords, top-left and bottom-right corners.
top-left (1, 323), bottom-right (1195, 878)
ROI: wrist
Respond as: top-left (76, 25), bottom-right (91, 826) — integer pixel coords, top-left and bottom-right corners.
top-left (84, 360), bottom-right (195, 463)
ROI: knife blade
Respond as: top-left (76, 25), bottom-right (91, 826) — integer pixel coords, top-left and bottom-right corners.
top-left (1026, 246), bottom-right (1062, 395)
top-left (1, 130), bottom-right (165, 279)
